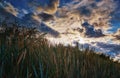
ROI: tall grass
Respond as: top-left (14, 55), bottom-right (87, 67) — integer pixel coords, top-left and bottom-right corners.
top-left (0, 23), bottom-right (120, 78)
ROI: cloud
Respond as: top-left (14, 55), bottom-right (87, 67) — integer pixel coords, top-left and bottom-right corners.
top-left (31, 14), bottom-right (41, 23)
top-left (29, 0), bottom-right (59, 15)
top-left (112, 29), bottom-right (120, 40)
top-left (32, 13), bottom-right (54, 23)
top-left (22, 9), bottom-right (28, 14)
top-left (56, 0), bottom-right (117, 31)
top-left (81, 22), bottom-right (105, 37)
top-left (115, 29), bottom-right (120, 35)
top-left (44, 0), bottom-right (59, 14)
top-left (77, 6), bottom-right (92, 17)
top-left (39, 13), bottom-right (54, 21)
top-left (0, 1), bottom-right (19, 16)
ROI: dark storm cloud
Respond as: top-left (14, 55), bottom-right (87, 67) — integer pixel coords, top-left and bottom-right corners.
top-left (31, 13), bottom-right (54, 23)
top-left (38, 13), bottom-right (54, 21)
top-left (82, 22), bottom-right (104, 37)
top-left (28, 0), bottom-right (59, 22)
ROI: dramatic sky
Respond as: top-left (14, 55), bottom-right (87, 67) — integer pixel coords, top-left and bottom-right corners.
top-left (0, 0), bottom-right (120, 62)
top-left (0, 0), bottom-right (120, 32)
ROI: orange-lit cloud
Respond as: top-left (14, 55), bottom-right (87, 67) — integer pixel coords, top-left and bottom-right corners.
top-left (1, 2), bottom-right (18, 16)
top-left (55, 0), bottom-right (117, 31)
top-left (112, 29), bottom-right (120, 41)
top-left (44, 0), bottom-right (59, 14)
top-left (31, 14), bottom-right (41, 23)
top-left (29, 0), bottom-right (59, 15)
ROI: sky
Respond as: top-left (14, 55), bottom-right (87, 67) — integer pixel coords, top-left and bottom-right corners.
top-left (0, 0), bottom-right (120, 62)
top-left (0, 0), bottom-right (120, 32)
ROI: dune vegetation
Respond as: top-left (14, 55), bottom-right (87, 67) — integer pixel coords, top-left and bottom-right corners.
top-left (0, 22), bottom-right (120, 78)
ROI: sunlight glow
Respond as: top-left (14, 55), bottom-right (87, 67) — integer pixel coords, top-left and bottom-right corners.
top-left (78, 37), bottom-right (85, 44)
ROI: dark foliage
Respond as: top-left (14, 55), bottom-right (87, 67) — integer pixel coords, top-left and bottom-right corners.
top-left (0, 23), bottom-right (120, 78)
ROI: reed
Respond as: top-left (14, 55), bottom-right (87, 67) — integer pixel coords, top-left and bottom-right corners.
top-left (0, 23), bottom-right (120, 78)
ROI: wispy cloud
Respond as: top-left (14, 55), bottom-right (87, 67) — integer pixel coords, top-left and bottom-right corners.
top-left (0, 1), bottom-right (19, 16)
top-left (31, 14), bottom-right (41, 23)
